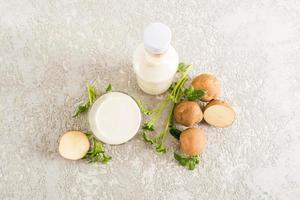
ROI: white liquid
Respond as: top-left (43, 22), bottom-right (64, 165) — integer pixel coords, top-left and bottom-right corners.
top-left (88, 92), bottom-right (141, 145)
top-left (133, 44), bottom-right (178, 95)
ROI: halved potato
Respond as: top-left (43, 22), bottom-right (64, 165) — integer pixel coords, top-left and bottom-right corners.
top-left (59, 131), bottom-right (90, 160)
top-left (203, 100), bottom-right (235, 128)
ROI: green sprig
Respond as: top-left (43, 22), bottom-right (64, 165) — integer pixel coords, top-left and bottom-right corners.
top-left (73, 84), bottom-right (98, 117)
top-left (174, 152), bottom-right (199, 170)
top-left (105, 84), bottom-right (112, 93)
top-left (84, 132), bottom-right (112, 164)
top-left (169, 127), bottom-right (181, 140)
top-left (177, 62), bottom-right (189, 72)
top-left (184, 86), bottom-right (206, 101)
top-left (142, 123), bottom-right (155, 131)
top-left (141, 63), bottom-right (192, 153)
top-left (73, 84), bottom-right (113, 117)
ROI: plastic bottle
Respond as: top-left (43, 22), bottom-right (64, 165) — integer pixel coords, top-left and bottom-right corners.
top-left (133, 22), bottom-right (179, 95)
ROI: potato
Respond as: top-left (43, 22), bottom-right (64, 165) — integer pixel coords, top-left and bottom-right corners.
top-left (179, 127), bottom-right (206, 156)
top-left (191, 73), bottom-right (221, 102)
top-left (203, 100), bottom-right (235, 128)
top-left (59, 131), bottom-right (90, 160)
top-left (174, 101), bottom-right (203, 127)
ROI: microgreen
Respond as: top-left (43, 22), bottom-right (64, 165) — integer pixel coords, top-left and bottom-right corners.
top-left (168, 110), bottom-right (182, 140)
top-left (87, 84), bottom-right (98, 105)
top-left (143, 103), bottom-right (175, 153)
top-left (174, 152), bottom-right (199, 170)
top-left (139, 63), bottom-right (202, 170)
top-left (72, 103), bottom-right (90, 117)
top-left (140, 63), bottom-right (192, 153)
top-left (73, 84), bottom-right (112, 117)
top-left (73, 84), bottom-right (98, 117)
top-left (84, 132), bottom-right (112, 164)
top-left (105, 84), bottom-right (112, 93)
top-left (177, 62), bottom-right (189, 72)
top-left (169, 127), bottom-right (181, 140)
top-left (72, 84), bottom-right (113, 164)
top-left (184, 86), bottom-right (206, 101)
top-left (169, 64), bottom-right (192, 103)
top-left (142, 123), bottom-right (155, 131)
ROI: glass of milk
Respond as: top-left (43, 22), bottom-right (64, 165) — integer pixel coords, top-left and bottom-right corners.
top-left (133, 22), bottom-right (179, 95)
top-left (88, 92), bottom-right (141, 145)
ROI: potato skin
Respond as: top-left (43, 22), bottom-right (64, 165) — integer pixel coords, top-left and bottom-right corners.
top-left (174, 101), bottom-right (203, 127)
top-left (204, 99), bottom-right (232, 111)
top-left (180, 128), bottom-right (206, 156)
top-left (191, 74), bottom-right (220, 102)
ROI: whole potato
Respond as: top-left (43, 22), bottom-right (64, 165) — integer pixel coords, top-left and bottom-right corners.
top-left (191, 73), bottom-right (220, 102)
top-left (180, 127), bottom-right (206, 156)
top-left (174, 101), bottom-right (203, 126)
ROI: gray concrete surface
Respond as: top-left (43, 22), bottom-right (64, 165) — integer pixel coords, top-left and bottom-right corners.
top-left (1, 0), bottom-right (300, 199)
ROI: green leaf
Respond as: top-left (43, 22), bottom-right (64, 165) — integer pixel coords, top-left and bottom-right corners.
top-left (177, 62), bottom-right (188, 72)
top-left (142, 123), bottom-right (155, 131)
top-left (83, 132), bottom-right (112, 164)
top-left (105, 84), bottom-right (112, 92)
top-left (174, 153), bottom-right (188, 165)
top-left (174, 152), bottom-right (200, 170)
top-left (155, 144), bottom-right (167, 153)
top-left (184, 86), bottom-right (206, 101)
top-left (72, 102), bottom-right (90, 117)
top-left (102, 154), bottom-right (112, 164)
top-left (169, 127), bottom-right (181, 140)
top-left (141, 63), bottom-right (193, 155)
top-left (142, 132), bottom-right (156, 144)
top-left (73, 84), bottom-right (99, 118)
top-left (87, 84), bottom-right (98, 104)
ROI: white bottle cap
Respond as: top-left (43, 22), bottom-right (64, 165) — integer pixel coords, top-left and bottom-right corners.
top-left (143, 22), bottom-right (172, 54)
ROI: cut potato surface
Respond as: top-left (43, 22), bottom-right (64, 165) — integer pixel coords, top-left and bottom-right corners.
top-left (203, 100), bottom-right (235, 128)
top-left (59, 131), bottom-right (90, 160)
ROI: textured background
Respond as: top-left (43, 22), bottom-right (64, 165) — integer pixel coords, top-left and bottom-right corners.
top-left (1, 0), bottom-right (300, 199)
